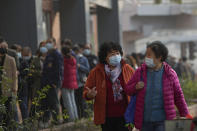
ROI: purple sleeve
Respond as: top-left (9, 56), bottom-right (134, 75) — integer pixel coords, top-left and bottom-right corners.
top-left (125, 68), bottom-right (140, 96)
top-left (173, 71), bottom-right (189, 117)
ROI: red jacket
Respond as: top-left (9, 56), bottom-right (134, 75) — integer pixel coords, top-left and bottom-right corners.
top-left (83, 60), bottom-right (135, 125)
top-left (62, 57), bottom-right (78, 89)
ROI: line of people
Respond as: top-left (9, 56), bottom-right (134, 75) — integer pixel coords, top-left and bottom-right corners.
top-left (0, 35), bottom-right (194, 131)
top-left (0, 36), bottom-right (98, 129)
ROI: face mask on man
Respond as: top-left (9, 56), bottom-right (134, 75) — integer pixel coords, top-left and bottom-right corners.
top-left (78, 54), bottom-right (83, 57)
top-left (23, 56), bottom-right (31, 61)
top-left (17, 52), bottom-right (22, 58)
top-left (145, 57), bottom-right (155, 68)
top-left (45, 43), bottom-right (53, 50)
top-left (0, 48), bottom-right (7, 55)
top-left (83, 49), bottom-right (91, 56)
top-left (40, 47), bottom-right (48, 54)
top-left (109, 54), bottom-right (121, 66)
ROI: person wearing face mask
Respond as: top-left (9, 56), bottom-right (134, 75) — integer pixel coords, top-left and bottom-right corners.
top-left (73, 45), bottom-right (90, 118)
top-left (0, 38), bottom-right (18, 127)
top-left (83, 42), bottom-right (135, 131)
top-left (18, 47), bottom-right (33, 120)
top-left (10, 44), bottom-right (22, 59)
top-left (82, 44), bottom-right (98, 70)
top-left (61, 39), bottom-right (77, 58)
top-left (41, 39), bottom-right (63, 127)
top-left (29, 46), bottom-right (48, 117)
top-left (125, 41), bottom-right (192, 131)
top-left (61, 46), bottom-right (78, 121)
top-left (0, 38), bottom-right (20, 70)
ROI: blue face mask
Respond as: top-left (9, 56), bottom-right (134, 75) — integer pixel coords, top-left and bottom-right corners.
top-left (45, 43), bottom-right (53, 50)
top-left (83, 49), bottom-right (91, 56)
top-left (109, 54), bottom-right (122, 66)
top-left (40, 47), bottom-right (48, 54)
top-left (145, 57), bottom-right (155, 68)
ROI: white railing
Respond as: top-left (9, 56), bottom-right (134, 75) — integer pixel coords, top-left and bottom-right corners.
top-left (89, 0), bottom-right (112, 8)
top-left (138, 0), bottom-right (197, 4)
top-left (138, 0), bottom-right (171, 4)
top-left (182, 0), bottom-right (197, 3)
top-left (138, 0), bottom-right (154, 4)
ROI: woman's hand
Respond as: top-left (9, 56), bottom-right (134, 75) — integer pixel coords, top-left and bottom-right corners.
top-left (86, 87), bottom-right (97, 99)
top-left (136, 81), bottom-right (144, 90)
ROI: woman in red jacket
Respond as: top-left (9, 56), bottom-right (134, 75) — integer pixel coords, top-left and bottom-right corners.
top-left (83, 42), bottom-right (135, 131)
top-left (61, 46), bottom-right (78, 121)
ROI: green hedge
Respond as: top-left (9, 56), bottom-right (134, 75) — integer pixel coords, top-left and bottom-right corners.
top-left (170, 0), bottom-right (182, 4)
top-left (154, 0), bottom-right (162, 4)
top-left (181, 79), bottom-right (197, 104)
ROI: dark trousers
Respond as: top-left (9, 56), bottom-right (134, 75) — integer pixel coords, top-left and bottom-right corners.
top-left (0, 97), bottom-right (13, 127)
top-left (19, 96), bottom-right (28, 120)
top-left (75, 86), bottom-right (88, 118)
top-left (41, 87), bottom-right (60, 123)
top-left (101, 117), bottom-right (129, 131)
top-left (142, 121), bottom-right (165, 131)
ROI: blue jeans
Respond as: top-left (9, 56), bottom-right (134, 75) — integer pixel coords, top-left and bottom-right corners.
top-left (142, 121), bottom-right (165, 131)
top-left (62, 88), bottom-right (78, 121)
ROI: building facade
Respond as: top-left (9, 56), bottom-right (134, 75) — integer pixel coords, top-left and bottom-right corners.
top-left (0, 0), bottom-right (121, 53)
top-left (119, 0), bottom-right (197, 60)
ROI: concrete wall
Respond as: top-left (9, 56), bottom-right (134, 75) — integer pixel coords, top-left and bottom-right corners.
top-left (97, 0), bottom-right (120, 45)
top-left (122, 14), bottom-right (197, 38)
top-left (60, 0), bottom-right (91, 44)
top-left (176, 15), bottom-right (197, 29)
top-left (130, 15), bottom-right (177, 33)
top-left (90, 0), bottom-right (112, 8)
top-left (0, 0), bottom-right (38, 52)
top-left (121, 14), bottom-right (197, 56)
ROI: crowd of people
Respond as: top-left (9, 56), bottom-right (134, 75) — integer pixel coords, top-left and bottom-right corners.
top-left (0, 36), bottom-right (98, 129)
top-left (0, 35), bottom-right (195, 131)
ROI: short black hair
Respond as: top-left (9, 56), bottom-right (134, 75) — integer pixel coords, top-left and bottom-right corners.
top-left (10, 44), bottom-right (18, 51)
top-left (61, 38), bottom-right (73, 48)
top-left (98, 42), bottom-right (123, 64)
top-left (182, 56), bottom-right (187, 62)
top-left (22, 46), bottom-right (32, 53)
top-left (147, 41), bottom-right (168, 62)
top-left (61, 46), bottom-right (71, 56)
top-left (78, 44), bottom-right (85, 49)
top-left (72, 45), bottom-right (80, 52)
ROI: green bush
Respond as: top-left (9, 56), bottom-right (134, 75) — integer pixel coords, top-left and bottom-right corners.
top-left (170, 0), bottom-right (182, 4)
top-left (181, 79), bottom-right (197, 104)
top-left (154, 0), bottom-right (162, 4)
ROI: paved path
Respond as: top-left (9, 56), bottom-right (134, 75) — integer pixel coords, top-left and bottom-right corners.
top-left (40, 104), bottom-right (197, 131)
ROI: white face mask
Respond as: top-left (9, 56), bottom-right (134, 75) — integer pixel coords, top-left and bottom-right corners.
top-left (23, 56), bottom-right (31, 61)
top-left (145, 57), bottom-right (155, 68)
top-left (17, 52), bottom-right (22, 58)
top-left (45, 43), bottom-right (53, 50)
top-left (109, 54), bottom-right (122, 66)
top-left (40, 47), bottom-right (48, 54)
top-left (83, 49), bottom-right (91, 56)
top-left (78, 54), bottom-right (83, 57)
